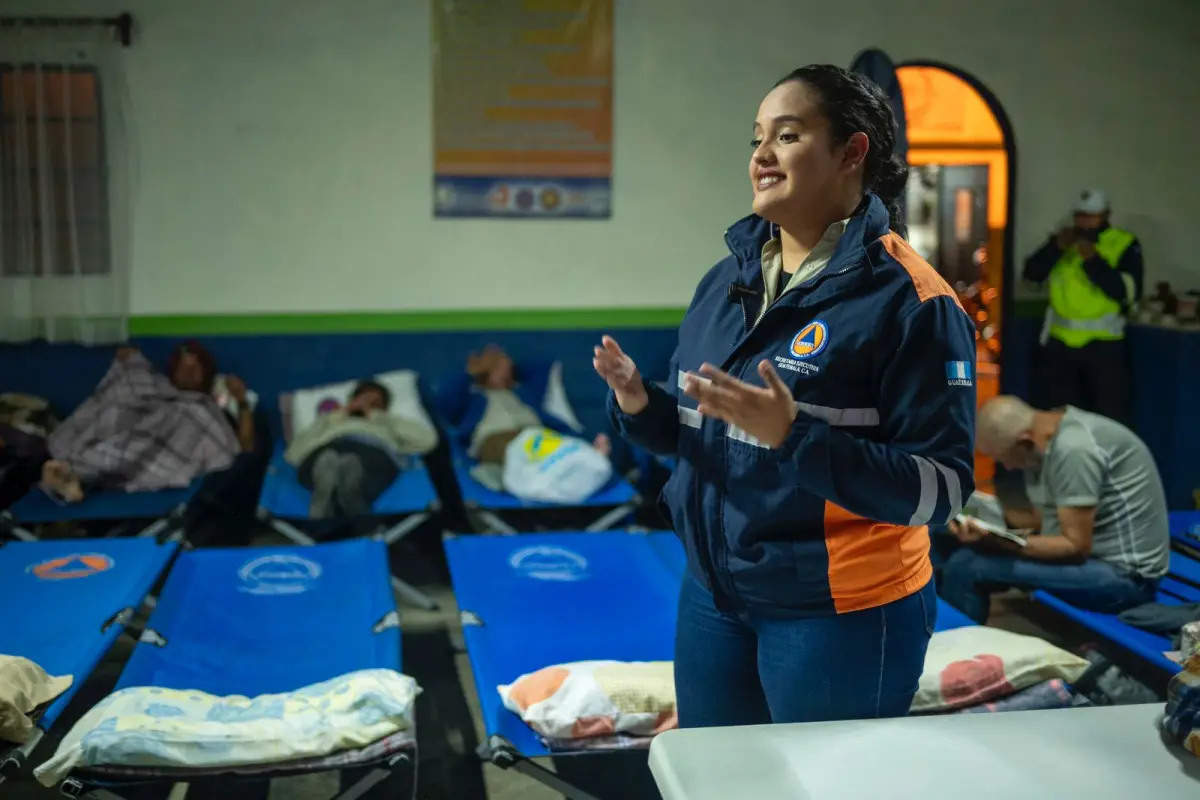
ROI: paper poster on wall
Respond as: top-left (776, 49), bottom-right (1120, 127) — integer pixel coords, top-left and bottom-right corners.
top-left (432, 0), bottom-right (613, 219)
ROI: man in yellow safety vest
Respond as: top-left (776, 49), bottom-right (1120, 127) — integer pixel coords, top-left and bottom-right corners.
top-left (1022, 189), bottom-right (1143, 426)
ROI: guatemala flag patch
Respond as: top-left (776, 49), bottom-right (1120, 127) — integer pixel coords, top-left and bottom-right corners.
top-left (946, 361), bottom-right (973, 387)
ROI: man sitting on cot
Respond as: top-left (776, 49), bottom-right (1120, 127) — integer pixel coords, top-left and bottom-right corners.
top-left (284, 379), bottom-right (438, 518)
top-left (39, 342), bottom-right (255, 503)
top-left (939, 395), bottom-right (1169, 624)
top-left (441, 345), bottom-right (613, 503)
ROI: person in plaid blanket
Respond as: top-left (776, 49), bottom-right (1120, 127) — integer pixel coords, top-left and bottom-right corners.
top-left (38, 341), bottom-right (253, 503)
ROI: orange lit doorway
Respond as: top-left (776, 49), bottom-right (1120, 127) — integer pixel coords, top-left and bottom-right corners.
top-left (851, 51), bottom-right (1016, 494)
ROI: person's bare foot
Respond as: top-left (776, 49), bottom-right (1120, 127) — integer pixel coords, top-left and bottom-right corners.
top-left (40, 460), bottom-right (84, 503)
top-left (592, 433), bottom-right (612, 458)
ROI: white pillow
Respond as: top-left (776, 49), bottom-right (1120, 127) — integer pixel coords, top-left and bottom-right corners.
top-left (911, 626), bottom-right (1091, 713)
top-left (289, 370), bottom-right (435, 442)
top-left (541, 361), bottom-right (584, 434)
top-left (499, 660), bottom-right (677, 742)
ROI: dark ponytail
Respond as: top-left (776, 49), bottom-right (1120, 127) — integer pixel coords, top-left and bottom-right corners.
top-left (774, 65), bottom-right (909, 234)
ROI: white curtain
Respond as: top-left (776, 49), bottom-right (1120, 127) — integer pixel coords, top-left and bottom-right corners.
top-left (0, 21), bottom-right (132, 344)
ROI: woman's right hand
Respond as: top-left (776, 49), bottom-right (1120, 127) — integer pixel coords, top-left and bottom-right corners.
top-left (593, 336), bottom-right (649, 415)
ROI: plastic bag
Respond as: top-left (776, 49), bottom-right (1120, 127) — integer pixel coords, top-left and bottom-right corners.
top-left (1163, 621), bottom-right (1200, 758)
top-left (502, 428), bottom-right (611, 505)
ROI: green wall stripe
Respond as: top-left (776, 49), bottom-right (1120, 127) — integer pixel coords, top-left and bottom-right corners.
top-left (128, 300), bottom-right (1051, 337)
top-left (128, 307), bottom-right (689, 336)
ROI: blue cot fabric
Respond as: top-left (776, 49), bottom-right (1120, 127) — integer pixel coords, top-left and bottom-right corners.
top-left (0, 538), bottom-right (178, 730)
top-left (1034, 592), bottom-right (1184, 674)
top-left (451, 449), bottom-right (636, 510)
top-left (1170, 510), bottom-right (1200, 548)
top-left (8, 482), bottom-right (199, 524)
top-left (116, 539), bottom-right (401, 698)
top-left (1034, 551), bottom-right (1200, 675)
top-left (258, 444), bottom-right (437, 518)
top-left (933, 600), bottom-right (976, 632)
top-left (647, 531), bottom-right (687, 578)
top-left (443, 531), bottom-right (680, 757)
top-left (442, 530), bottom-right (977, 757)
top-left (1168, 550), bottom-right (1200, 587)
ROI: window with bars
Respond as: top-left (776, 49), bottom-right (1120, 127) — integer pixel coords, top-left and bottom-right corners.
top-left (0, 65), bottom-right (111, 277)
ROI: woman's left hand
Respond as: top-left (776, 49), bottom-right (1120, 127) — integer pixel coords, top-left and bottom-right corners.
top-left (682, 360), bottom-right (797, 449)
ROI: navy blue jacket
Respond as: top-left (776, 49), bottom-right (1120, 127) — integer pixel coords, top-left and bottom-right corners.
top-left (609, 195), bottom-right (977, 617)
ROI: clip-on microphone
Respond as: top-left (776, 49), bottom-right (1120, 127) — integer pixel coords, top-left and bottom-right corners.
top-left (727, 282), bottom-right (762, 331)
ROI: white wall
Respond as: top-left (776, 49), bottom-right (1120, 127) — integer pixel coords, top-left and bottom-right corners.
top-left (7, 0), bottom-right (1199, 314)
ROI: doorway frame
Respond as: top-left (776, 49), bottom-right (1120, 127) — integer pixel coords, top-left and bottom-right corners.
top-left (896, 60), bottom-right (1019, 392)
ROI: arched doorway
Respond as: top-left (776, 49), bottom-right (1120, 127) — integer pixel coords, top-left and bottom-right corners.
top-left (850, 52), bottom-right (1017, 493)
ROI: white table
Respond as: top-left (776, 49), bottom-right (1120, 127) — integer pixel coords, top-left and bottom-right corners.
top-left (649, 704), bottom-right (1200, 799)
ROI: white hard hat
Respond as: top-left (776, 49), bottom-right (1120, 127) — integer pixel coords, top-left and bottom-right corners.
top-left (1072, 189), bottom-right (1109, 215)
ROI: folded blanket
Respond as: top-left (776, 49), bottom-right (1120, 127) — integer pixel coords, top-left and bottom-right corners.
top-left (1119, 603), bottom-right (1200, 645)
top-left (955, 679), bottom-right (1080, 714)
top-left (34, 668), bottom-right (420, 786)
top-left (0, 656), bottom-right (72, 744)
top-left (47, 354), bottom-right (239, 493)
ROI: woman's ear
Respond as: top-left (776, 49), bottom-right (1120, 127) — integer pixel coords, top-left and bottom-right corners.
top-left (842, 131), bottom-right (870, 174)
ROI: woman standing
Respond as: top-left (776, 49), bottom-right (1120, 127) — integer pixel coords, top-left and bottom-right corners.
top-left (593, 65), bottom-right (976, 727)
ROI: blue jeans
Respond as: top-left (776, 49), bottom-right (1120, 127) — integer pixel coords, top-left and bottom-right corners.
top-left (673, 572), bottom-right (937, 728)
top-left (939, 547), bottom-right (1159, 624)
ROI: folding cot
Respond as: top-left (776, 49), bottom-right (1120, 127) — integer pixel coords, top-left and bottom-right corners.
top-left (0, 536), bottom-right (178, 785)
top-left (257, 444), bottom-right (441, 610)
top-left (0, 481), bottom-right (202, 543)
top-left (443, 529), bottom-right (977, 800)
top-left (40, 539), bottom-right (417, 800)
top-left (256, 370), bottom-right (444, 611)
top-left (1, 375), bottom-right (271, 545)
top-left (1034, 549), bottom-right (1200, 675)
top-left (435, 361), bottom-right (640, 534)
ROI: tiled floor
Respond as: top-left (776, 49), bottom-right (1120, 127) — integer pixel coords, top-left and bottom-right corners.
top-left (3, 535), bottom-right (1068, 800)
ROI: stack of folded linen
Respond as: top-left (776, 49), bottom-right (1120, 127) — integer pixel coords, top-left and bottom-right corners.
top-left (0, 655), bottom-right (72, 745)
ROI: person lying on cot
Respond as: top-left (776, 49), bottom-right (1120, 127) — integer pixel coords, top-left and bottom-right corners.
top-left (284, 379), bottom-right (439, 518)
top-left (447, 344), bottom-right (611, 462)
top-left (939, 395), bottom-right (1169, 624)
top-left (440, 345), bottom-right (614, 503)
top-left (38, 341), bottom-right (254, 503)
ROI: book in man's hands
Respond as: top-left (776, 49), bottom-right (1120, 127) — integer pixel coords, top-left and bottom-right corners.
top-left (954, 492), bottom-right (1033, 547)
top-left (952, 513), bottom-right (1032, 547)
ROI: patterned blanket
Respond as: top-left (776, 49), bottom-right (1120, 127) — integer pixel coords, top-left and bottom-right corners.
top-left (47, 353), bottom-right (238, 492)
